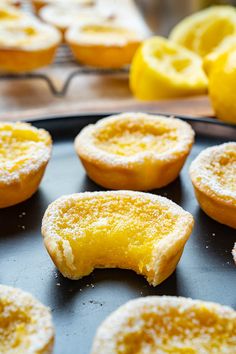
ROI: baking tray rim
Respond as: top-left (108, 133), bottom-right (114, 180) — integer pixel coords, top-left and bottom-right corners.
top-left (23, 111), bottom-right (236, 129)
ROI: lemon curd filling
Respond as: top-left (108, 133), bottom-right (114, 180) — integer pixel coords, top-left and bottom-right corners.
top-left (0, 299), bottom-right (31, 352)
top-left (116, 307), bottom-right (235, 353)
top-left (54, 194), bottom-right (176, 276)
top-left (94, 120), bottom-right (178, 156)
top-left (91, 297), bottom-right (236, 354)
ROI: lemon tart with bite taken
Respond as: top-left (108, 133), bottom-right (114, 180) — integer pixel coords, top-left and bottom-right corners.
top-left (42, 190), bottom-right (193, 286)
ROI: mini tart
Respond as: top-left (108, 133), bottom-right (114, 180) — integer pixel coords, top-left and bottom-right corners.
top-left (91, 296), bottom-right (236, 354)
top-left (65, 22), bottom-right (142, 68)
top-left (75, 113), bottom-right (195, 191)
top-left (0, 17), bottom-right (61, 73)
top-left (0, 122), bottom-right (52, 208)
top-left (190, 142), bottom-right (236, 228)
top-left (0, 284), bottom-right (54, 354)
top-left (42, 191), bottom-right (194, 286)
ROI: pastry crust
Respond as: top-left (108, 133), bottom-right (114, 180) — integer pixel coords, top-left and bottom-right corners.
top-left (91, 296), bottom-right (236, 354)
top-left (0, 17), bottom-right (61, 72)
top-left (0, 284), bottom-right (54, 354)
top-left (65, 22), bottom-right (142, 68)
top-left (0, 122), bottom-right (52, 208)
top-left (75, 113), bottom-right (194, 190)
top-left (190, 142), bottom-right (236, 228)
top-left (42, 190), bottom-right (194, 286)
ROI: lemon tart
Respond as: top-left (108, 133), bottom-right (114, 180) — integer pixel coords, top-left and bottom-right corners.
top-left (190, 142), bottom-right (236, 228)
top-left (42, 191), bottom-right (194, 286)
top-left (0, 284), bottom-right (54, 354)
top-left (65, 22), bottom-right (142, 68)
top-left (75, 113), bottom-right (194, 191)
top-left (0, 122), bottom-right (52, 208)
top-left (0, 17), bottom-right (61, 73)
top-left (91, 296), bottom-right (236, 354)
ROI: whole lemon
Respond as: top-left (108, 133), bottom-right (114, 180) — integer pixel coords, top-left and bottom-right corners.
top-left (209, 47), bottom-right (236, 124)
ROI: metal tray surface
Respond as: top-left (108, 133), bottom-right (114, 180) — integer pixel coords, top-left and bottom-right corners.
top-left (0, 114), bottom-right (236, 354)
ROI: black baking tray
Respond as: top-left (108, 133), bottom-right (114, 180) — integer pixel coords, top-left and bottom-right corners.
top-left (0, 114), bottom-right (236, 354)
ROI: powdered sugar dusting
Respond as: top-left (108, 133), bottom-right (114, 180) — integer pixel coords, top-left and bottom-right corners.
top-left (91, 296), bottom-right (236, 353)
top-left (0, 284), bottom-right (54, 353)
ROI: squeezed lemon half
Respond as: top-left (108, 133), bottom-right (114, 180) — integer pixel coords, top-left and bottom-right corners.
top-left (208, 47), bottom-right (236, 124)
top-left (170, 6), bottom-right (236, 58)
top-left (129, 36), bottom-right (207, 100)
top-left (203, 35), bottom-right (236, 75)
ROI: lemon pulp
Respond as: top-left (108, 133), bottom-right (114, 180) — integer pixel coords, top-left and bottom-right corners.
top-left (130, 36), bottom-right (207, 100)
top-left (54, 194), bottom-right (177, 277)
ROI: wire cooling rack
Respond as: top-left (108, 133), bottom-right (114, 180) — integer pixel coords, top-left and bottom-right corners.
top-left (0, 44), bottom-right (129, 97)
top-left (0, 2), bottom-right (129, 97)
